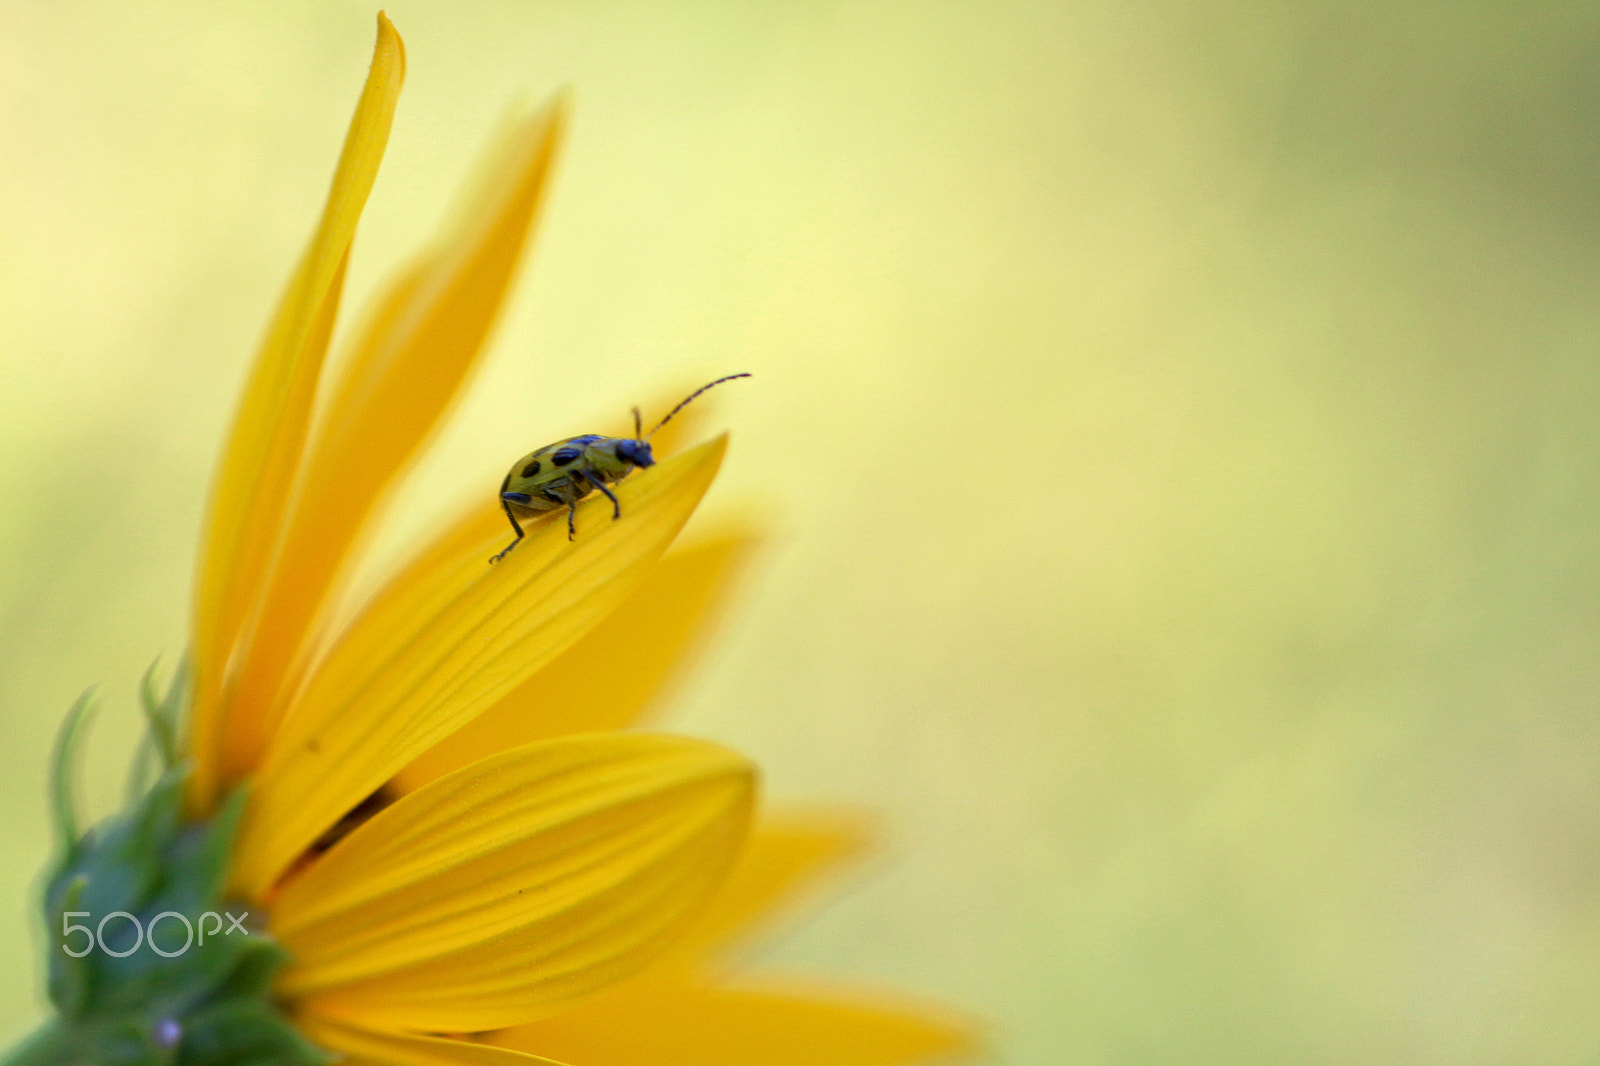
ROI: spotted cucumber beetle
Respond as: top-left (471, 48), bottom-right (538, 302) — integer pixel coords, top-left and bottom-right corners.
top-left (491, 373), bottom-right (751, 563)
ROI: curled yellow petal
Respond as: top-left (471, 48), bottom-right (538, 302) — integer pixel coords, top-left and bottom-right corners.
top-left (395, 530), bottom-right (758, 791)
top-left (230, 436), bottom-right (727, 897)
top-left (188, 13), bottom-right (405, 813)
top-left (490, 981), bottom-right (978, 1066)
top-left (218, 95), bottom-right (569, 784)
top-left (299, 1016), bottom-right (569, 1066)
top-left (276, 733), bottom-right (755, 1032)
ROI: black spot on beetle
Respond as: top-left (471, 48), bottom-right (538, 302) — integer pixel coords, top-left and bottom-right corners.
top-left (552, 448), bottom-right (582, 466)
top-left (520, 459), bottom-right (541, 478)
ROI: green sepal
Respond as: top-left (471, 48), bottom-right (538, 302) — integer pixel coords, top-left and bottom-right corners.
top-left (10, 686), bottom-right (319, 1066)
top-left (215, 939), bottom-right (290, 1001)
top-left (193, 787), bottom-right (248, 907)
top-left (178, 1001), bottom-right (332, 1066)
top-left (46, 878), bottom-right (91, 1020)
top-left (60, 774), bottom-right (184, 952)
top-left (128, 656), bottom-right (190, 803)
top-left (81, 1016), bottom-right (172, 1066)
top-left (138, 656), bottom-right (186, 772)
top-left (47, 688), bottom-right (98, 873)
top-left (125, 733), bottom-right (159, 809)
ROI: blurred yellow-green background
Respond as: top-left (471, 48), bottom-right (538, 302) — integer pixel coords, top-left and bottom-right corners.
top-left (5, 1), bottom-right (1600, 1062)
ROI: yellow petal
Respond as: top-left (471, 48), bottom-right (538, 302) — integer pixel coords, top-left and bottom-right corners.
top-left (299, 1016), bottom-right (569, 1066)
top-left (315, 499), bottom-right (511, 693)
top-left (218, 96), bottom-right (569, 784)
top-left (490, 980), bottom-right (978, 1066)
top-left (666, 809), bottom-right (872, 967)
top-left (230, 436), bottom-right (727, 897)
top-left (394, 530), bottom-right (758, 791)
top-left (530, 812), bottom-right (870, 1006)
top-left (275, 733), bottom-right (754, 1032)
top-left (187, 14), bottom-right (405, 813)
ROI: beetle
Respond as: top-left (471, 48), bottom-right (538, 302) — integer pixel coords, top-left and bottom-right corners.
top-left (491, 373), bottom-right (751, 563)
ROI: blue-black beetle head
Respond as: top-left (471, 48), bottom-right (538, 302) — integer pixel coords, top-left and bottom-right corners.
top-left (615, 438), bottom-right (655, 468)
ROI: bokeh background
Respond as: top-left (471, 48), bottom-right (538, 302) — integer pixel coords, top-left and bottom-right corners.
top-left (5, 2), bottom-right (1600, 1062)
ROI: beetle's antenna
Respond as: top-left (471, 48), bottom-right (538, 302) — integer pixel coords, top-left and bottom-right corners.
top-left (631, 405), bottom-right (643, 440)
top-left (647, 373), bottom-right (752, 439)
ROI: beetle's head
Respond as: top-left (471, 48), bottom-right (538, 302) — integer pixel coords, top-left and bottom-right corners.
top-left (615, 438), bottom-right (655, 468)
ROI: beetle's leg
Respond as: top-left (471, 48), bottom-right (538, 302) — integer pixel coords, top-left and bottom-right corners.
top-left (491, 485), bottom-right (526, 564)
top-left (585, 472), bottom-right (623, 521)
top-left (567, 499), bottom-right (578, 540)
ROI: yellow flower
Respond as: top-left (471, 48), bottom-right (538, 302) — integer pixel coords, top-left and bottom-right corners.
top-left (164, 13), bottom-right (972, 1066)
